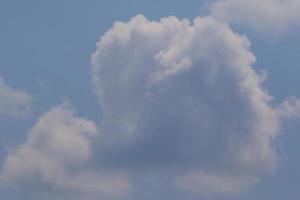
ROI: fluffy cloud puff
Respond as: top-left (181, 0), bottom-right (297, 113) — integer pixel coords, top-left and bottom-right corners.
top-left (0, 77), bottom-right (32, 117)
top-left (91, 15), bottom-right (298, 194)
top-left (0, 103), bottom-right (130, 200)
top-left (211, 0), bottom-right (300, 35)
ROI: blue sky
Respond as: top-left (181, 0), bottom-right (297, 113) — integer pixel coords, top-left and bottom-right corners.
top-left (0, 1), bottom-right (300, 200)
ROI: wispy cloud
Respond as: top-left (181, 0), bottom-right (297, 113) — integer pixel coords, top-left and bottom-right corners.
top-left (0, 77), bottom-right (32, 117)
top-left (210, 0), bottom-right (300, 36)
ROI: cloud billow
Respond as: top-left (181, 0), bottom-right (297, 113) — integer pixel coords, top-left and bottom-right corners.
top-left (91, 15), bottom-right (295, 194)
top-left (1, 103), bottom-right (130, 200)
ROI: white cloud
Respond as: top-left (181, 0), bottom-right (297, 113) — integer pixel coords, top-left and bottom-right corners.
top-left (0, 103), bottom-right (130, 200)
top-left (2, 13), bottom-right (299, 199)
top-left (91, 15), bottom-right (298, 194)
top-left (211, 0), bottom-right (300, 36)
top-left (0, 77), bottom-right (32, 117)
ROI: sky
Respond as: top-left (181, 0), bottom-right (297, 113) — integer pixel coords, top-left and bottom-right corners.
top-left (0, 0), bottom-right (300, 200)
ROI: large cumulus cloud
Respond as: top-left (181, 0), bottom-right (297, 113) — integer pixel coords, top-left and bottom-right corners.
top-left (2, 14), bottom-right (300, 200)
top-left (91, 15), bottom-right (298, 194)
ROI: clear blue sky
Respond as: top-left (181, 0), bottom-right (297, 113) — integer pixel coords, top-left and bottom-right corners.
top-left (0, 1), bottom-right (299, 200)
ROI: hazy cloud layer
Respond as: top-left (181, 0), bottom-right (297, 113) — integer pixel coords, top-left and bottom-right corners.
top-left (176, 170), bottom-right (259, 194)
top-left (1, 103), bottom-right (130, 200)
top-left (0, 77), bottom-right (32, 117)
top-left (91, 15), bottom-right (298, 194)
top-left (211, 0), bottom-right (300, 35)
